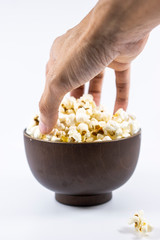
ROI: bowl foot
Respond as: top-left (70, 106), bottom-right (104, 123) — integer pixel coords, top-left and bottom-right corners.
top-left (55, 192), bottom-right (112, 206)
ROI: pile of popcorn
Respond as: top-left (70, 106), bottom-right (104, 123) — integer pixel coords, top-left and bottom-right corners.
top-left (128, 210), bottom-right (153, 235)
top-left (26, 94), bottom-right (140, 143)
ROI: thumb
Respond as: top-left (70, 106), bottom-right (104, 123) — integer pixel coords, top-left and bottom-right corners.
top-left (39, 79), bottom-right (64, 134)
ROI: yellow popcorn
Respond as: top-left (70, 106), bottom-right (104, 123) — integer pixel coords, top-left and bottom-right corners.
top-left (77, 123), bottom-right (89, 135)
top-left (76, 108), bottom-right (90, 123)
top-left (97, 134), bottom-right (104, 140)
top-left (26, 94), bottom-right (140, 143)
top-left (51, 136), bottom-right (61, 142)
top-left (128, 210), bottom-right (153, 235)
top-left (102, 136), bottom-right (112, 141)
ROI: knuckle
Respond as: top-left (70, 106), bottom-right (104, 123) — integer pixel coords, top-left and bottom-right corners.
top-left (116, 83), bottom-right (129, 95)
top-left (115, 63), bottom-right (130, 71)
top-left (39, 100), bottom-right (49, 116)
top-left (116, 97), bottom-right (128, 103)
top-left (90, 89), bottom-right (101, 94)
top-left (53, 36), bottom-right (61, 46)
top-left (116, 82), bottom-right (129, 90)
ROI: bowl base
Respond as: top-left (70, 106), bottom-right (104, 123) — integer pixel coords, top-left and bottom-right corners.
top-left (55, 192), bottom-right (112, 206)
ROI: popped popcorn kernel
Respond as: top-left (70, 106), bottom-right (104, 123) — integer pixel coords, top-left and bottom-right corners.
top-left (26, 95), bottom-right (140, 143)
top-left (129, 210), bottom-right (153, 235)
top-left (77, 123), bottom-right (89, 135)
top-left (76, 108), bottom-right (90, 123)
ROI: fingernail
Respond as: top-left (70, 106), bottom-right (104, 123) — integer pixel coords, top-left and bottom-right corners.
top-left (39, 121), bottom-right (48, 134)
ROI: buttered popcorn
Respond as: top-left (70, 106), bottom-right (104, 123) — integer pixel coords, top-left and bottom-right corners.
top-left (26, 94), bottom-right (140, 143)
top-left (128, 210), bottom-right (153, 235)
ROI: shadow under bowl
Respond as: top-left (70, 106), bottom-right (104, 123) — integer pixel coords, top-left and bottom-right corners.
top-left (24, 129), bottom-right (141, 206)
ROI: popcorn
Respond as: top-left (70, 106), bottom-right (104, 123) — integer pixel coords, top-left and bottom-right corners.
top-left (56, 120), bottom-right (66, 131)
top-left (76, 108), bottom-right (90, 123)
top-left (122, 132), bottom-right (130, 138)
top-left (130, 121), bottom-right (139, 135)
top-left (88, 118), bottom-right (99, 130)
top-left (128, 210), bottom-right (153, 235)
top-left (68, 126), bottom-right (81, 142)
top-left (97, 134), bottom-right (104, 140)
top-left (129, 114), bottom-right (136, 120)
top-left (94, 139), bottom-right (102, 142)
top-left (77, 123), bottom-right (89, 135)
top-left (51, 136), bottom-right (61, 142)
top-left (86, 137), bottom-right (94, 142)
top-left (32, 126), bottom-right (42, 139)
top-left (80, 94), bottom-right (94, 102)
top-left (98, 121), bottom-right (107, 128)
top-left (67, 113), bottom-right (76, 126)
top-left (114, 108), bottom-right (129, 121)
top-left (56, 130), bottom-right (66, 138)
top-left (26, 94), bottom-right (140, 143)
top-left (60, 96), bottom-right (76, 114)
top-left (102, 136), bottom-right (112, 141)
top-left (103, 120), bottom-right (120, 136)
top-left (59, 113), bottom-right (76, 126)
top-left (115, 128), bottom-right (123, 137)
top-left (26, 115), bottom-right (39, 135)
top-left (92, 108), bottom-right (111, 122)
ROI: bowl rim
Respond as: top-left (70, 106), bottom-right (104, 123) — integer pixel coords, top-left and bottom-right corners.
top-left (24, 128), bottom-right (141, 145)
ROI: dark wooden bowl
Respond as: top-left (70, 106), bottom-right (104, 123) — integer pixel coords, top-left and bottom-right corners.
top-left (24, 129), bottom-right (141, 206)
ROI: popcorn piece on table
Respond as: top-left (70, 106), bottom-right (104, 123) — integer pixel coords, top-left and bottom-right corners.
top-left (128, 210), bottom-right (153, 235)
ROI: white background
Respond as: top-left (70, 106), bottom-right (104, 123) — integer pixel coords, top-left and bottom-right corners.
top-left (0, 0), bottom-right (160, 239)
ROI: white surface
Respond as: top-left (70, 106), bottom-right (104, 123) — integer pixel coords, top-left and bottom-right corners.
top-left (0, 0), bottom-right (160, 239)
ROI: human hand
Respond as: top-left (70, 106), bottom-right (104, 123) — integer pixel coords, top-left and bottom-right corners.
top-left (39, 0), bottom-right (159, 134)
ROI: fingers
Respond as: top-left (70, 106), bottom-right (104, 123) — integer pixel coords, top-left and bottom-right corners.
top-left (39, 86), bottom-right (62, 134)
top-left (70, 71), bottom-right (104, 103)
top-left (70, 85), bottom-right (85, 98)
top-left (114, 67), bottom-right (130, 113)
top-left (39, 68), bottom-right (66, 134)
top-left (88, 71), bottom-right (104, 105)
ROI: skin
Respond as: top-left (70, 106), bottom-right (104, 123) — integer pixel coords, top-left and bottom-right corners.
top-left (39, 0), bottom-right (160, 134)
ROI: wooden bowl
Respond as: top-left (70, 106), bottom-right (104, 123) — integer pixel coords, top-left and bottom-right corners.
top-left (24, 129), bottom-right (141, 206)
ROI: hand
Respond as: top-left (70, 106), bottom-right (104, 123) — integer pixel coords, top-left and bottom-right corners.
top-left (39, 0), bottom-right (159, 134)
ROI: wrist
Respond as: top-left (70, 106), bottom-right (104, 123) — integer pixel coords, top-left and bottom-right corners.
top-left (92, 0), bottom-right (160, 42)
